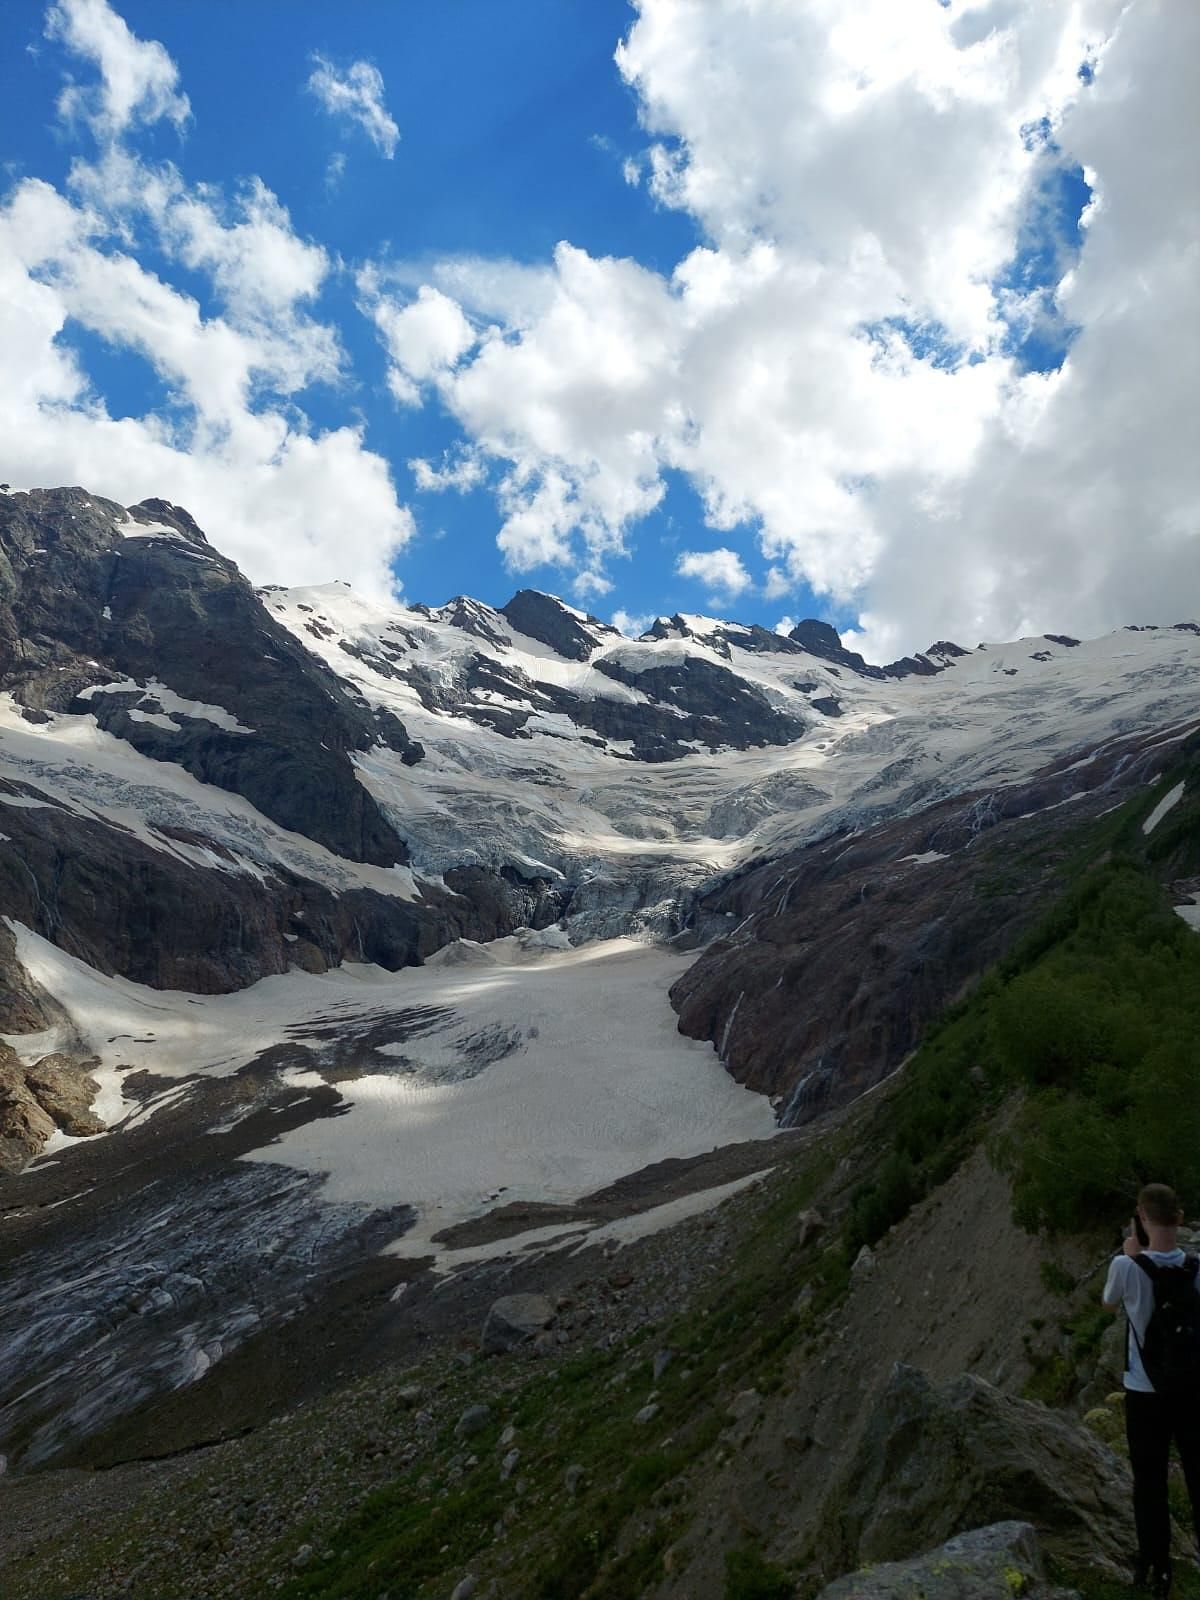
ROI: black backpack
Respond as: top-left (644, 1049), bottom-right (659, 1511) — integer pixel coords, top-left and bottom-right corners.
top-left (1130, 1254), bottom-right (1200, 1394)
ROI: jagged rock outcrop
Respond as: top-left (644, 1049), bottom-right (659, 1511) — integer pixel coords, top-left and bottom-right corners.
top-left (818, 1522), bottom-right (1051, 1600)
top-left (0, 488), bottom-right (418, 865)
top-left (787, 617), bottom-right (967, 680)
top-left (500, 589), bottom-right (616, 660)
top-left (0, 1043), bottom-right (101, 1173)
top-left (825, 1364), bottom-right (1132, 1577)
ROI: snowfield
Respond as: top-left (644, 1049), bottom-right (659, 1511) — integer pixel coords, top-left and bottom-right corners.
top-left (8, 924), bottom-right (777, 1246)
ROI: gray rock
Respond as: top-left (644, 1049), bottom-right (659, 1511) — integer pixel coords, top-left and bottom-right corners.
top-left (818, 1521), bottom-right (1046, 1600)
top-left (481, 1293), bottom-right (555, 1355)
top-left (291, 1543), bottom-right (313, 1568)
top-left (727, 1389), bottom-right (762, 1425)
top-left (851, 1244), bottom-right (876, 1277)
top-left (450, 1577), bottom-right (478, 1600)
top-left (500, 1448), bottom-right (521, 1481)
top-left (454, 1404), bottom-right (491, 1439)
top-left (565, 1463), bottom-right (586, 1496)
top-left (797, 1209), bottom-right (827, 1250)
top-left (653, 1349), bottom-right (674, 1381)
top-left (826, 1365), bottom-right (1133, 1576)
top-left (634, 1403), bottom-right (660, 1425)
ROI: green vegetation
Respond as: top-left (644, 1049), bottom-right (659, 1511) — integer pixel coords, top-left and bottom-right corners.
top-left (723, 1544), bottom-right (795, 1600)
top-left (847, 751), bottom-right (1200, 1249)
top-left (995, 862), bottom-right (1200, 1231)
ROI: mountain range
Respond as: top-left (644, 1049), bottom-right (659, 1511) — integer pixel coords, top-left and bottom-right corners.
top-left (2, 483), bottom-right (1198, 1487)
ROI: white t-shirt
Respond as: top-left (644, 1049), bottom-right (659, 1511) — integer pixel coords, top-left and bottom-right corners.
top-left (1104, 1248), bottom-right (1191, 1393)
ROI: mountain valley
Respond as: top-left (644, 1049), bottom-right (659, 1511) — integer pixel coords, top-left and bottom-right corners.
top-left (2, 485), bottom-right (1199, 1598)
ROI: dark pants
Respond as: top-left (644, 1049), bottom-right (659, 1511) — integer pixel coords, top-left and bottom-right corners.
top-left (1125, 1387), bottom-right (1200, 1568)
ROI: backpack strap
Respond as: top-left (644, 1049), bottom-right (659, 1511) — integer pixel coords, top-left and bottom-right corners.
top-left (1127, 1255), bottom-right (1155, 1372)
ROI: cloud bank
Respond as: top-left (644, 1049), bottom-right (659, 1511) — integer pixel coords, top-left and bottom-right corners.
top-left (2, 0), bottom-right (1196, 649)
top-left (364, 0), bottom-right (1198, 653)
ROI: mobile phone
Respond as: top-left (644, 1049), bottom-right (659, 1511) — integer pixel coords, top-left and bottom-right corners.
top-left (1135, 1214), bottom-right (1149, 1247)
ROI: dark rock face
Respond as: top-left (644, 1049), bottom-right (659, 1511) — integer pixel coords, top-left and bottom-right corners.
top-left (0, 780), bottom-right (565, 1018)
top-left (825, 1364), bottom-right (1131, 1576)
top-left (0, 487), bottom-right (418, 865)
top-left (0, 489), bottom-right (574, 1146)
top-left (786, 617), bottom-right (966, 681)
top-left (500, 590), bottom-right (615, 661)
top-left (388, 628), bottom-right (808, 761)
top-left (431, 595), bottom-right (513, 649)
top-left (594, 655), bottom-right (807, 755)
top-left (644, 613), bottom-right (806, 660)
top-left (671, 722), bottom-right (1189, 1122)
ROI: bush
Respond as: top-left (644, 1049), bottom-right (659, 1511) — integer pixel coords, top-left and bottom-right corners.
top-left (994, 864), bottom-right (1200, 1232)
top-left (724, 1545), bottom-right (794, 1600)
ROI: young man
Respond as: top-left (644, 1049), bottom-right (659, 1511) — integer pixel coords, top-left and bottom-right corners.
top-left (1103, 1183), bottom-right (1200, 1596)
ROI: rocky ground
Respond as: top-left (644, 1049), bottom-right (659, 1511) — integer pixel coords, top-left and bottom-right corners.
top-left (0, 1073), bottom-right (1160, 1600)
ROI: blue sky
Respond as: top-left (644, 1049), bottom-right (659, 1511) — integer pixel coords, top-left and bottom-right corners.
top-left (2, 0), bottom-right (758, 630)
top-left (1, 2), bottom-right (1194, 655)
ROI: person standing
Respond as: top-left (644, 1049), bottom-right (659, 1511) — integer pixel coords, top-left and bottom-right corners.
top-left (1103, 1183), bottom-right (1200, 1597)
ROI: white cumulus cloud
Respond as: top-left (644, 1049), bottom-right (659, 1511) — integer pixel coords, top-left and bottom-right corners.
top-left (46, 0), bottom-right (190, 138)
top-left (361, 0), bottom-right (1198, 653)
top-left (409, 447), bottom-right (487, 494)
top-left (358, 277), bottom-right (477, 405)
top-left (307, 54), bottom-right (399, 158)
top-left (676, 547), bottom-right (753, 601)
top-left (612, 608), bottom-right (655, 637)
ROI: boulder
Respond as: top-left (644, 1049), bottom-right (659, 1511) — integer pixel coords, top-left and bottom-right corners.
top-left (26, 1053), bottom-right (104, 1135)
top-left (0, 1046), bottom-right (57, 1173)
top-left (481, 1293), bottom-right (556, 1355)
top-left (796, 1209), bottom-right (827, 1250)
top-left (818, 1521), bottom-right (1051, 1600)
top-left (0, 1044), bottom-right (103, 1171)
top-left (826, 1364), bottom-right (1132, 1577)
top-left (454, 1404), bottom-right (491, 1439)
